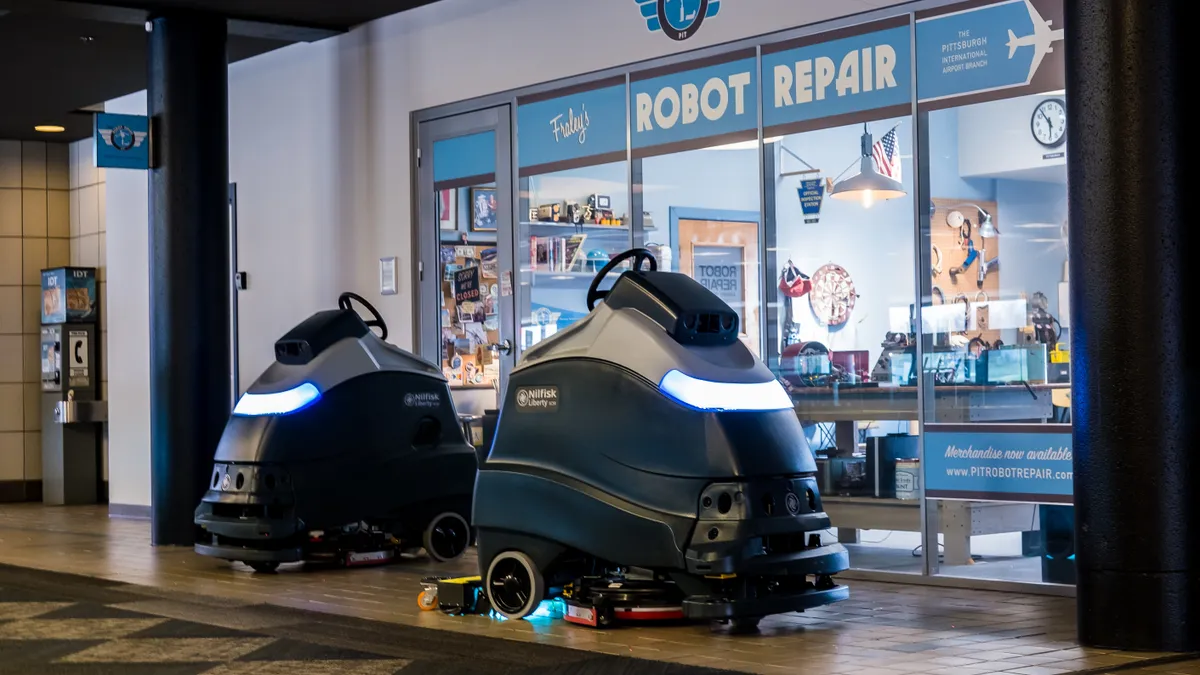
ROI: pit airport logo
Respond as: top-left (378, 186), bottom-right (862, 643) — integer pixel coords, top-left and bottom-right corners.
top-left (516, 386), bottom-right (559, 411)
top-left (637, 0), bottom-right (721, 42)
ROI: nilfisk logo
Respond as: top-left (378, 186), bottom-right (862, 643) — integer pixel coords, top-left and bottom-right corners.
top-left (403, 392), bottom-right (441, 408)
top-left (515, 386), bottom-right (559, 411)
top-left (636, 0), bottom-right (721, 42)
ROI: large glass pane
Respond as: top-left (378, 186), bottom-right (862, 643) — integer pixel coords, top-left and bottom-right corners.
top-left (513, 79), bottom-right (631, 352)
top-left (921, 91), bottom-right (1072, 584)
top-left (639, 144), bottom-right (762, 355)
top-left (437, 183), bottom-right (503, 389)
top-left (517, 163), bottom-right (631, 349)
top-left (766, 117), bottom-right (920, 572)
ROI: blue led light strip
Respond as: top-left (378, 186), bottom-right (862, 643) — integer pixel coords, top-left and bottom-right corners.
top-left (233, 382), bottom-right (321, 416)
top-left (658, 370), bottom-right (792, 412)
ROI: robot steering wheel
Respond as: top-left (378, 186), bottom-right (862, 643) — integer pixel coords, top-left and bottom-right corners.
top-left (586, 248), bottom-right (658, 311)
top-left (338, 292), bottom-right (388, 341)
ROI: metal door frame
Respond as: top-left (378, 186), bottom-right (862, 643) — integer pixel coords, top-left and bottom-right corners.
top-left (413, 105), bottom-right (518, 398)
top-left (228, 182), bottom-right (239, 406)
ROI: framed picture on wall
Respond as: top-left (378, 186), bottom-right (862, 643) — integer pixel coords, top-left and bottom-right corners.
top-left (470, 187), bottom-right (498, 232)
top-left (439, 189), bottom-right (457, 230)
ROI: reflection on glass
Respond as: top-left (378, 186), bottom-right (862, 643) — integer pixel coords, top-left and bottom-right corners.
top-left (640, 145), bottom-right (761, 355)
top-left (518, 163), bottom-right (631, 349)
top-left (437, 183), bottom-right (501, 389)
top-left (766, 117), bottom-right (919, 573)
top-left (923, 91), bottom-right (1073, 585)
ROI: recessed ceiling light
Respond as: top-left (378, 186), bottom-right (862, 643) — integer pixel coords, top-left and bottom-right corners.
top-left (34, 125), bottom-right (66, 133)
top-left (80, 36), bottom-right (94, 42)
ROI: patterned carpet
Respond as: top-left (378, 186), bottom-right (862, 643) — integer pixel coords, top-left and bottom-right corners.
top-left (0, 563), bottom-right (736, 675)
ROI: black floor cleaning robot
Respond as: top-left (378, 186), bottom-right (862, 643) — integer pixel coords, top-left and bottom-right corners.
top-left (472, 249), bottom-right (849, 630)
top-left (194, 292), bottom-right (477, 572)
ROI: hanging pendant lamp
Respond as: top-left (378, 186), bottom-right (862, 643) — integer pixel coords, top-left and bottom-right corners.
top-left (829, 124), bottom-right (906, 208)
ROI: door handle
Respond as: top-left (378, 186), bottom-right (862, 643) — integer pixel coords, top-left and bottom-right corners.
top-left (488, 339), bottom-right (512, 355)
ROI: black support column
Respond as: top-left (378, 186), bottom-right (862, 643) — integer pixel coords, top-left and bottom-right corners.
top-left (147, 14), bottom-right (231, 546)
top-left (1067, 0), bottom-right (1197, 652)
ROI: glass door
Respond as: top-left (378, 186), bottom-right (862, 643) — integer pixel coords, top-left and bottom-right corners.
top-left (416, 107), bottom-right (516, 412)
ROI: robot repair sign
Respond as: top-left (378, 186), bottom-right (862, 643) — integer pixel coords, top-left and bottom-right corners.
top-left (515, 386), bottom-right (559, 411)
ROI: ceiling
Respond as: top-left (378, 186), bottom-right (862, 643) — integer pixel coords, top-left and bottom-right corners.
top-left (0, 0), bottom-right (440, 142)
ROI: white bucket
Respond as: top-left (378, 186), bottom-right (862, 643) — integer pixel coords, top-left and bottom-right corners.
top-left (894, 459), bottom-right (920, 500)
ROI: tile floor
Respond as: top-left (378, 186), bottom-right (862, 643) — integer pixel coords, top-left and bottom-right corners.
top-left (0, 504), bottom-right (1195, 675)
top-left (1, 561), bottom-right (716, 674)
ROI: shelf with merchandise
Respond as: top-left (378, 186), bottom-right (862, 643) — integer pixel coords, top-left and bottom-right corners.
top-left (522, 221), bottom-right (630, 234)
top-left (529, 270), bottom-right (600, 287)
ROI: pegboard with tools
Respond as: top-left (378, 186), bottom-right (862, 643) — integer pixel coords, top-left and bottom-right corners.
top-left (929, 198), bottom-right (1001, 346)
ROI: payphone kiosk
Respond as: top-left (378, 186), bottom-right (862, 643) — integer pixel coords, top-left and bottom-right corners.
top-left (40, 267), bottom-right (106, 505)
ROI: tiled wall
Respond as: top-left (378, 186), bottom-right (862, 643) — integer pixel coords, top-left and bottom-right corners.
top-left (68, 138), bottom-right (108, 489)
top-left (0, 140), bottom-right (71, 501)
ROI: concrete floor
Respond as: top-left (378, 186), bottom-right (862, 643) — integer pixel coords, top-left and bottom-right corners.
top-left (0, 504), bottom-right (1195, 675)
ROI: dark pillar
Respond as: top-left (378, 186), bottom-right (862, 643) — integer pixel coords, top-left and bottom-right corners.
top-left (1067, 0), bottom-right (1197, 652)
top-left (147, 14), bottom-right (230, 546)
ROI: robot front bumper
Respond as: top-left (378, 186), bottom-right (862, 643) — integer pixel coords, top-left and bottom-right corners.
top-left (679, 519), bottom-right (850, 620)
top-left (676, 478), bottom-right (851, 618)
top-left (684, 478), bottom-right (851, 577)
top-left (193, 491), bottom-right (306, 563)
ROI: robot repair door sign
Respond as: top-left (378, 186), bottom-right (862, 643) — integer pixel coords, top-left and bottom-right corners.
top-left (67, 330), bottom-right (90, 387)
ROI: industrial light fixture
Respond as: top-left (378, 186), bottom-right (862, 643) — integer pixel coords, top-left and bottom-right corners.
top-left (34, 125), bottom-right (65, 133)
top-left (977, 210), bottom-right (998, 238)
top-left (829, 124), bottom-right (905, 209)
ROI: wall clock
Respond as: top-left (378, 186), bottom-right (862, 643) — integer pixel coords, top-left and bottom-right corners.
top-left (1031, 98), bottom-right (1067, 148)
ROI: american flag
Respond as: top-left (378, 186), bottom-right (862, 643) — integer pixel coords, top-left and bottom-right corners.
top-left (872, 127), bottom-right (901, 180)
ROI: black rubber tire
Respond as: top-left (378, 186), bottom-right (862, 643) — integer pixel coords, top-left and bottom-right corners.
top-left (423, 512), bottom-right (471, 562)
top-left (247, 561), bottom-right (280, 574)
top-left (485, 550), bottom-right (545, 620)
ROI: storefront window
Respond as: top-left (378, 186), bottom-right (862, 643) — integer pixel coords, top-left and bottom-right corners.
top-left (920, 92), bottom-right (1071, 583)
top-left (758, 16), bottom-right (922, 573)
top-left (415, 0), bottom-right (1074, 589)
top-left (514, 79), bottom-right (631, 351)
top-left (765, 117), bottom-right (920, 572)
top-left (630, 50), bottom-right (762, 355)
top-left (639, 146), bottom-right (762, 354)
top-left (915, 0), bottom-right (1072, 585)
top-left (518, 163), bottom-right (630, 349)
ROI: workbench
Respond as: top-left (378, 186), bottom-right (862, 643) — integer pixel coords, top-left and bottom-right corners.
top-left (792, 382), bottom-right (1066, 565)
